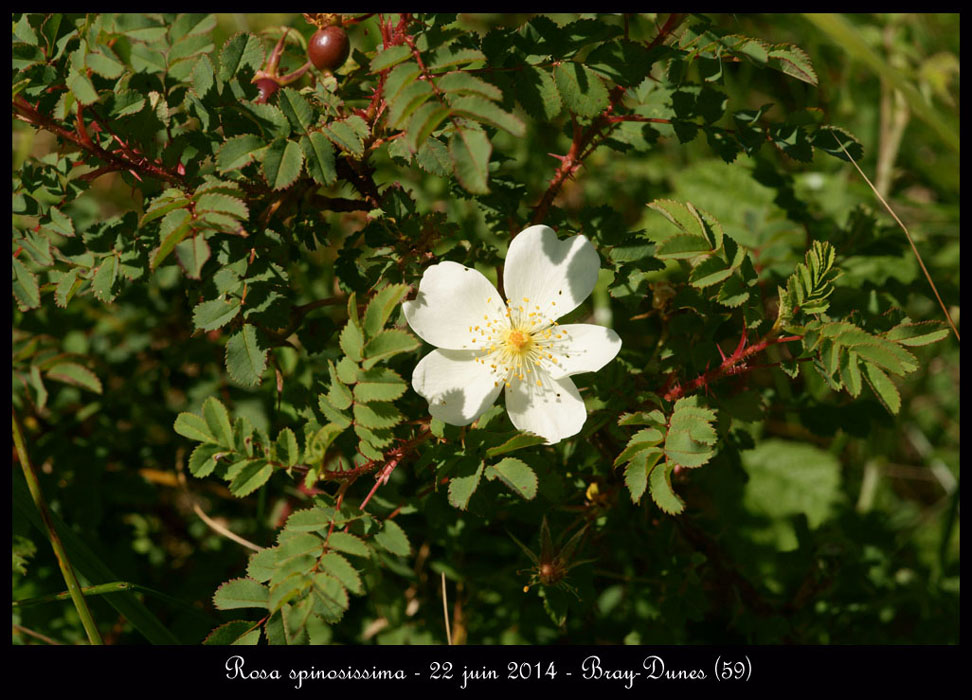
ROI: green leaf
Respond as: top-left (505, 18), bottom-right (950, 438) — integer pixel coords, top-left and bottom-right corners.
top-left (767, 43), bottom-right (818, 86)
top-left (229, 459), bottom-right (274, 497)
top-left (262, 138), bottom-right (304, 190)
top-left (152, 208), bottom-right (194, 269)
top-left (614, 431), bottom-right (664, 467)
top-left (225, 324), bottom-right (267, 387)
top-left (300, 132), bottom-right (337, 186)
top-left (247, 547), bottom-right (278, 582)
top-left (624, 450), bottom-right (654, 503)
top-left (436, 71), bottom-right (502, 101)
top-left (353, 402), bottom-right (403, 429)
top-left (515, 66), bottom-right (562, 121)
top-left (85, 48), bottom-right (125, 78)
top-left (190, 54), bottom-right (215, 96)
top-left (374, 519), bottom-right (411, 557)
top-left (362, 329), bottom-right (420, 367)
top-left (92, 254), bottom-right (119, 302)
top-left (12, 256), bottom-right (40, 311)
top-left (67, 70), bottom-right (98, 105)
top-left (484, 433), bottom-right (547, 458)
top-left (174, 412), bottom-right (217, 443)
top-left (370, 44), bottom-right (412, 72)
top-left (219, 32), bottom-right (265, 81)
top-left (311, 573), bottom-right (349, 622)
top-left (688, 256), bottom-right (732, 288)
top-left (217, 134), bottom-right (266, 172)
top-left (275, 428), bottom-right (300, 468)
top-left (203, 620), bottom-right (261, 645)
top-left (304, 423), bottom-right (346, 463)
top-left (863, 363), bottom-right (901, 414)
top-left (213, 578), bottom-right (269, 610)
top-left (188, 443), bottom-right (222, 478)
top-left (554, 62), bottom-right (609, 118)
top-left (277, 88), bottom-right (316, 132)
top-left (202, 397), bottom-right (234, 448)
top-left (322, 119), bottom-right (366, 157)
top-left (649, 462), bottom-right (685, 515)
top-left (319, 553), bottom-right (362, 595)
top-left (664, 396), bottom-right (717, 469)
top-left (449, 126), bottom-right (492, 194)
top-left (353, 367), bottom-right (408, 403)
top-left (141, 191), bottom-right (190, 227)
top-left (884, 321), bottom-right (950, 347)
top-left (285, 507), bottom-right (336, 533)
top-left (46, 362), bottom-right (103, 394)
top-left (327, 532), bottom-right (370, 558)
top-left (175, 235), bottom-right (211, 279)
top-left (363, 283), bottom-right (410, 337)
top-left (192, 297), bottom-right (240, 332)
top-left (54, 269), bottom-right (81, 308)
top-left (195, 193), bottom-right (249, 221)
top-left (485, 457), bottom-right (538, 500)
top-left (449, 95), bottom-right (525, 137)
top-left (448, 459), bottom-right (484, 510)
top-left (339, 321), bottom-right (365, 362)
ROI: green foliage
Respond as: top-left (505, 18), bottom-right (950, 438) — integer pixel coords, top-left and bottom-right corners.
top-left (12, 12), bottom-right (958, 646)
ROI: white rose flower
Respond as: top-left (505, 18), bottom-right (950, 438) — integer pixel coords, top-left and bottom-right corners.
top-left (403, 225), bottom-right (622, 445)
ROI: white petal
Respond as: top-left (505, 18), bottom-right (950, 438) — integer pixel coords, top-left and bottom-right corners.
top-left (403, 261), bottom-right (508, 350)
top-left (412, 349), bottom-right (503, 426)
top-left (504, 373), bottom-right (587, 445)
top-left (503, 225), bottom-right (600, 325)
top-left (544, 323), bottom-right (622, 380)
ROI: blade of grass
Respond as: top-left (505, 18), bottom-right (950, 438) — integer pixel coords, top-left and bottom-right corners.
top-left (13, 472), bottom-right (182, 644)
top-left (803, 14), bottom-right (959, 154)
top-left (13, 412), bottom-right (103, 645)
top-left (13, 581), bottom-right (214, 621)
top-left (831, 133), bottom-right (960, 343)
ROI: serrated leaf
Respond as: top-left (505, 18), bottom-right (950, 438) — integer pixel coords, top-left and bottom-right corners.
top-left (614, 431), bottom-right (664, 467)
top-left (361, 329), bottom-right (420, 368)
top-left (277, 88), bottom-right (316, 132)
top-left (85, 48), bottom-right (125, 78)
top-left (229, 458), bottom-right (273, 497)
top-left (436, 71), bottom-right (502, 101)
top-left (664, 397), bottom-right (717, 469)
top-left (286, 507), bottom-right (337, 533)
top-left (327, 532), bottom-right (370, 558)
top-left (91, 254), bottom-right (119, 302)
top-left (193, 297), bottom-right (240, 332)
top-left (213, 578), bottom-right (269, 610)
top-left (339, 321), bottom-right (365, 362)
top-left (300, 132), bottom-right (337, 186)
top-left (67, 70), bottom-right (98, 105)
top-left (12, 257), bottom-right (40, 310)
top-left (370, 44), bottom-right (412, 72)
top-left (656, 234), bottom-right (713, 259)
top-left (484, 457), bottom-right (538, 500)
top-left (188, 442), bottom-right (222, 478)
top-left (649, 462), bottom-right (685, 514)
top-left (140, 192), bottom-right (190, 227)
top-left (246, 547), bottom-right (278, 582)
top-left (275, 428), bottom-right (299, 468)
top-left (624, 450), bottom-right (655, 503)
top-left (353, 402), bottom-right (402, 430)
top-left (311, 573), bottom-right (349, 622)
top-left (405, 102), bottom-right (452, 153)
top-left (54, 269), bottom-right (80, 308)
top-left (217, 134), bottom-right (266, 172)
top-left (448, 459), bottom-right (484, 510)
top-left (484, 433), bottom-right (546, 458)
top-left (195, 193), bottom-right (249, 221)
top-left (322, 119), bottom-right (365, 157)
top-left (225, 324), bottom-right (267, 387)
top-left (304, 423), bottom-right (346, 462)
top-left (219, 32), bottom-right (265, 81)
top-left (515, 65), bottom-right (561, 121)
top-left (885, 321), bottom-right (950, 347)
top-left (262, 138), bottom-right (303, 190)
top-left (353, 367), bottom-right (407, 403)
top-left (203, 620), bottom-right (261, 645)
top-left (689, 255), bottom-right (732, 288)
top-left (202, 397), bottom-right (234, 448)
top-left (174, 235), bottom-right (210, 279)
top-left (449, 95), bottom-right (525, 137)
top-left (174, 411), bottom-right (216, 443)
top-left (363, 283), bottom-right (410, 338)
top-left (768, 43), bottom-right (818, 86)
top-left (152, 208), bottom-right (194, 269)
top-left (449, 126), bottom-right (491, 194)
top-left (319, 552), bottom-right (362, 595)
top-left (46, 362), bottom-right (103, 394)
top-left (863, 362), bottom-right (901, 414)
top-left (374, 519), bottom-right (410, 556)
top-left (554, 62), bottom-right (609, 118)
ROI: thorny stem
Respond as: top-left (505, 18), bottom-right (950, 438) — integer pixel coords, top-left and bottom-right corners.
top-left (529, 13), bottom-right (687, 227)
top-left (13, 411), bottom-right (104, 645)
top-left (661, 329), bottom-right (804, 402)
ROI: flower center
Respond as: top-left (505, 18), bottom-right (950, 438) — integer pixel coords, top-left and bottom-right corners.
top-left (466, 297), bottom-right (573, 390)
top-left (506, 329), bottom-right (531, 353)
